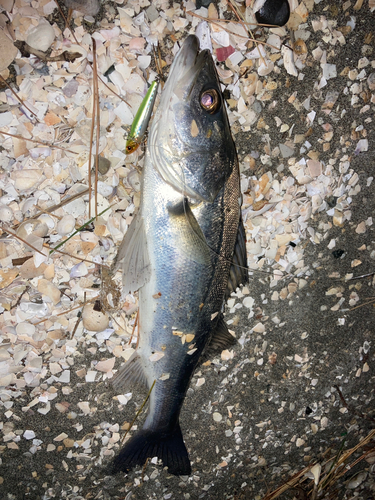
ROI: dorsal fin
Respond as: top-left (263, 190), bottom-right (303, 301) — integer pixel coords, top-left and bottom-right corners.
top-left (225, 216), bottom-right (248, 300)
top-left (202, 314), bottom-right (237, 361)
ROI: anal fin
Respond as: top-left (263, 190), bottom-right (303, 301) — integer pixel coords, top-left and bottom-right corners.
top-left (112, 351), bottom-right (148, 393)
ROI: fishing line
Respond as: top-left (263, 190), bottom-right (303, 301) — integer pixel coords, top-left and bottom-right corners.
top-left (130, 58), bottom-right (280, 281)
top-left (180, 165), bottom-right (293, 282)
top-left (141, 139), bottom-right (293, 282)
top-left (120, 379), bottom-right (156, 445)
top-left (131, 136), bottom-right (298, 282)
top-left (127, 130), bottom-right (315, 284)
top-left (125, 73), bottom-right (300, 282)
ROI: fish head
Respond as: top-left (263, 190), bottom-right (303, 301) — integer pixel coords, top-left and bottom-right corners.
top-left (150, 35), bottom-right (236, 203)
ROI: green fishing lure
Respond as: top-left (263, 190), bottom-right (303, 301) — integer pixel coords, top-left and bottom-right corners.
top-left (125, 80), bottom-right (159, 154)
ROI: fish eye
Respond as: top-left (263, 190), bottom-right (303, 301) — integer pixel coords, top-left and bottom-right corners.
top-left (200, 89), bottom-right (220, 114)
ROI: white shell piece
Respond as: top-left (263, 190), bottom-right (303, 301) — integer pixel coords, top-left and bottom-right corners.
top-left (17, 220), bottom-right (48, 239)
top-left (70, 262), bottom-right (88, 278)
top-left (0, 204), bottom-right (13, 222)
top-left (114, 101), bottom-right (134, 126)
top-left (282, 45), bottom-right (298, 77)
top-left (195, 21), bottom-right (213, 53)
top-left (0, 28), bottom-right (17, 72)
top-left (211, 29), bottom-right (230, 48)
top-left (27, 22), bottom-right (55, 52)
top-left (138, 55), bottom-right (151, 69)
top-left (57, 214), bottom-right (75, 236)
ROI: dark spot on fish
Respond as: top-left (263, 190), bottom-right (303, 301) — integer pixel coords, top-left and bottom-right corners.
top-left (289, 241), bottom-right (296, 248)
top-left (332, 249), bottom-right (345, 259)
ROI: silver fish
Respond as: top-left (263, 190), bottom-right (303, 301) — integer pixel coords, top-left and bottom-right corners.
top-left (109, 35), bottom-right (248, 476)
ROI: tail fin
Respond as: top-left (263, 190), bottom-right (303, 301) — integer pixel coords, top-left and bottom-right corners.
top-left (108, 423), bottom-right (191, 476)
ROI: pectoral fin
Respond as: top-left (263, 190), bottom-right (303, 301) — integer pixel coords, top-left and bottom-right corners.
top-left (111, 213), bottom-right (151, 294)
top-left (167, 198), bottom-right (211, 267)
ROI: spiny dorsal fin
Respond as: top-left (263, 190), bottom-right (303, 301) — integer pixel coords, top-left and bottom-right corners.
top-left (203, 314), bottom-right (237, 360)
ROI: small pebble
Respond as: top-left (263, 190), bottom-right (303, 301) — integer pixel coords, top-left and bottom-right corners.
top-left (27, 22), bottom-right (55, 52)
top-left (97, 156), bottom-right (111, 175)
top-left (82, 304), bottom-right (109, 332)
top-left (0, 29), bottom-right (17, 72)
top-left (252, 323), bottom-right (265, 333)
top-left (367, 72), bottom-right (375, 90)
top-left (64, 0), bottom-right (100, 16)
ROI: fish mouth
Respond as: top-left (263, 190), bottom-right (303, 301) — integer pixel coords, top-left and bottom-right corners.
top-left (172, 35), bottom-right (200, 80)
top-left (162, 35), bottom-right (208, 104)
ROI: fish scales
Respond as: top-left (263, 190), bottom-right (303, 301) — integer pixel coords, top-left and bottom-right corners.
top-left (109, 35), bottom-right (248, 476)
